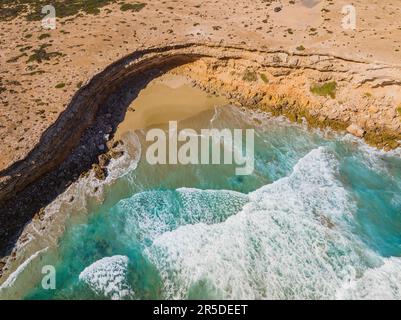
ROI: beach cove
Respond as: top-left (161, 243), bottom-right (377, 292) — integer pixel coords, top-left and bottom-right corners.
top-left (1, 71), bottom-right (401, 299)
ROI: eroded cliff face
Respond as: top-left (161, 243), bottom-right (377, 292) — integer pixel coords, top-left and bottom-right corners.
top-left (3, 43), bottom-right (401, 201)
top-left (173, 51), bottom-right (401, 147)
top-left (0, 43), bottom-right (400, 267)
top-left (0, 44), bottom-right (201, 204)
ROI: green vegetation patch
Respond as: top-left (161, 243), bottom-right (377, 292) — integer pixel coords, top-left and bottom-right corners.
top-left (363, 92), bottom-right (372, 98)
top-left (38, 33), bottom-right (51, 40)
top-left (242, 70), bottom-right (258, 82)
top-left (397, 105), bottom-right (401, 116)
top-left (310, 81), bottom-right (337, 99)
top-left (0, 0), bottom-right (144, 21)
top-left (120, 2), bottom-right (147, 12)
top-left (260, 73), bottom-right (269, 84)
top-left (22, 70), bottom-right (46, 76)
top-left (0, 4), bottom-right (25, 21)
top-left (55, 82), bottom-right (65, 89)
top-left (364, 130), bottom-right (401, 150)
top-left (27, 44), bottom-right (63, 63)
top-left (6, 53), bottom-right (27, 63)
top-left (0, 79), bottom-right (6, 94)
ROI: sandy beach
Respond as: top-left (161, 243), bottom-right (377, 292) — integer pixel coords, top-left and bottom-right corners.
top-left (115, 73), bottom-right (227, 139)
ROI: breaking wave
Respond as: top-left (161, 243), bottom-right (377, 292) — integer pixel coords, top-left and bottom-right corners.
top-left (142, 147), bottom-right (400, 299)
top-left (79, 255), bottom-right (134, 300)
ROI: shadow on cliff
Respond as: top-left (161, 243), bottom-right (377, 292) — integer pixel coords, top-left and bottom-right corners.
top-left (0, 54), bottom-right (200, 258)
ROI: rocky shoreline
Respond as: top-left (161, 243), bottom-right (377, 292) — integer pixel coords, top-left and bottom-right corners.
top-left (171, 53), bottom-right (401, 150)
top-left (1, 42), bottom-right (401, 280)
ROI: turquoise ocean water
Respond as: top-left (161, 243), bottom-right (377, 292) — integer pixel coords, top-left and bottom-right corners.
top-left (6, 106), bottom-right (401, 299)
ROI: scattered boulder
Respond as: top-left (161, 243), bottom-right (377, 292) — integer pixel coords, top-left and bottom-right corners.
top-left (347, 124), bottom-right (365, 138)
top-left (110, 150), bottom-right (124, 159)
top-left (98, 153), bottom-right (111, 167)
top-left (36, 207), bottom-right (46, 221)
top-left (92, 164), bottom-right (106, 180)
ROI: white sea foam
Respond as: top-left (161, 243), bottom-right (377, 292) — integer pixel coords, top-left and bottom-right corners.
top-left (144, 147), bottom-right (388, 299)
top-left (117, 188), bottom-right (248, 245)
top-left (340, 133), bottom-right (401, 174)
top-left (336, 257), bottom-right (401, 300)
top-left (79, 255), bottom-right (134, 300)
top-left (107, 131), bottom-right (141, 181)
top-left (209, 106), bottom-right (221, 124)
top-left (59, 130), bottom-right (141, 206)
top-left (16, 131), bottom-right (141, 251)
top-left (1, 133), bottom-right (142, 298)
top-left (0, 247), bottom-right (48, 292)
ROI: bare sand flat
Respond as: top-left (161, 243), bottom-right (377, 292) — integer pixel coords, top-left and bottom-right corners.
top-left (115, 73), bottom-right (228, 139)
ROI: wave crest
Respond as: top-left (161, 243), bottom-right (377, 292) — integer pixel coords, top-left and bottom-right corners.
top-left (79, 255), bottom-right (134, 300)
top-left (144, 148), bottom-right (382, 299)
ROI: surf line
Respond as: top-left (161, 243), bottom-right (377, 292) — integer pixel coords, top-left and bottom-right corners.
top-left (145, 121), bottom-right (255, 175)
